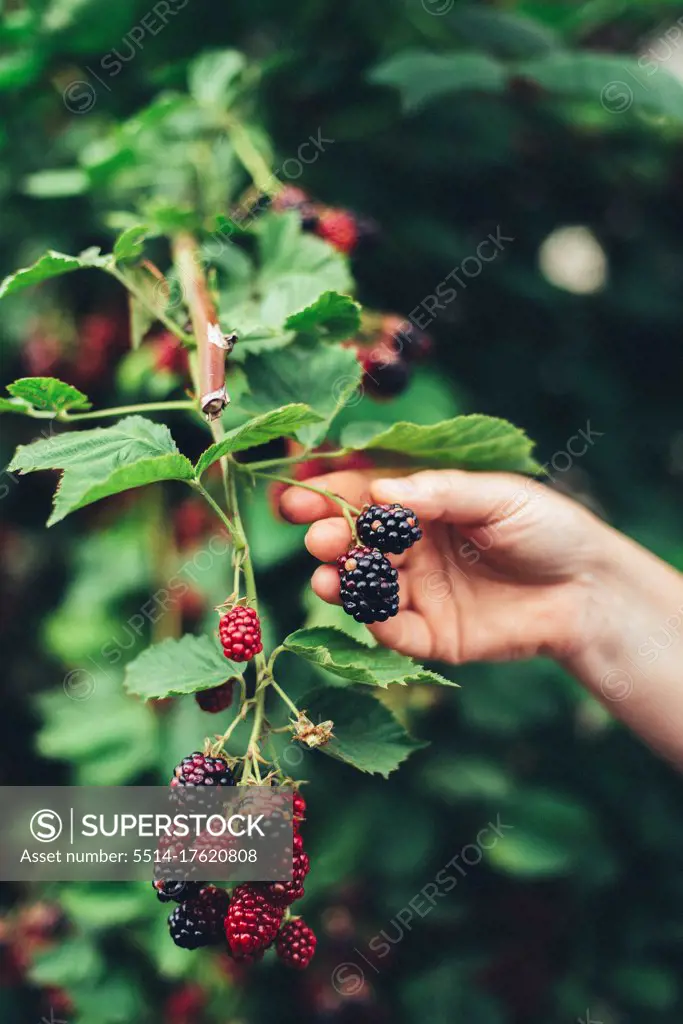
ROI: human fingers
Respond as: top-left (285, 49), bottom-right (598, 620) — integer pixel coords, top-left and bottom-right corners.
top-left (279, 470), bottom-right (378, 524)
top-left (305, 518), bottom-right (409, 567)
top-left (367, 612), bottom-right (435, 660)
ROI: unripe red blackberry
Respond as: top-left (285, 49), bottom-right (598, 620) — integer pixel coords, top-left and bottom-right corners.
top-left (195, 679), bottom-right (236, 714)
top-left (315, 209), bottom-right (359, 254)
top-left (168, 886), bottom-right (230, 949)
top-left (257, 849), bottom-right (311, 906)
top-left (219, 606), bottom-right (263, 662)
top-left (356, 503), bottom-right (422, 555)
top-left (338, 546), bottom-right (399, 624)
top-left (224, 884), bottom-right (284, 958)
top-left (292, 789), bottom-right (306, 825)
top-left (276, 918), bottom-right (317, 969)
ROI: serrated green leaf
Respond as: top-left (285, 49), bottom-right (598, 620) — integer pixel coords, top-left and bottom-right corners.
top-left (370, 51), bottom-right (506, 112)
top-left (302, 687), bottom-right (428, 777)
top-left (188, 48), bottom-right (246, 107)
top-left (196, 404), bottom-right (324, 475)
top-left (9, 416), bottom-right (195, 525)
top-left (516, 52), bottom-right (683, 122)
top-left (124, 634), bottom-right (244, 700)
top-left (0, 247), bottom-right (108, 299)
top-left (284, 626), bottom-right (456, 688)
top-left (6, 376), bottom-right (91, 413)
top-left (113, 224), bottom-right (148, 263)
top-left (340, 414), bottom-right (539, 472)
top-left (244, 344), bottom-right (362, 447)
top-left (285, 291), bottom-right (361, 341)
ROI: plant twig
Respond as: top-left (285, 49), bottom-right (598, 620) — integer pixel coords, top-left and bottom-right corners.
top-left (249, 469), bottom-right (361, 515)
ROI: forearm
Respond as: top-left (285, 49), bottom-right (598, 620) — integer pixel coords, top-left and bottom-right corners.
top-left (565, 526), bottom-right (683, 767)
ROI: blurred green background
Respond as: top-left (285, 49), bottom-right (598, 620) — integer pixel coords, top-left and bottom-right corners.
top-left (1, 1), bottom-right (683, 1022)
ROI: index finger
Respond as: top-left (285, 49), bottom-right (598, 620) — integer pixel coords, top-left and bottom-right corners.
top-left (279, 469), bottom-right (379, 524)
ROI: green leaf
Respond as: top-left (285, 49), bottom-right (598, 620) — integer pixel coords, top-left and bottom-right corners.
top-left (36, 672), bottom-right (159, 785)
top-left (196, 404), bottom-right (324, 475)
top-left (451, 7), bottom-right (561, 59)
top-left (59, 884), bottom-right (151, 931)
top-left (113, 224), bottom-right (148, 263)
top-left (30, 937), bottom-right (104, 987)
top-left (188, 48), bottom-right (246, 107)
top-left (302, 687), bottom-right (428, 776)
top-left (5, 376), bottom-right (91, 414)
top-left (21, 168), bottom-right (89, 197)
top-left (370, 51), bottom-right (506, 112)
top-left (284, 626), bottom-right (456, 688)
top-left (285, 291), bottom-right (361, 341)
top-left (516, 52), bottom-right (683, 122)
top-left (8, 416), bottom-right (195, 526)
top-left (483, 790), bottom-right (604, 878)
top-left (124, 634), bottom-right (244, 700)
top-left (0, 247), bottom-right (108, 299)
top-left (340, 414), bottom-right (539, 472)
top-left (244, 344), bottom-right (362, 447)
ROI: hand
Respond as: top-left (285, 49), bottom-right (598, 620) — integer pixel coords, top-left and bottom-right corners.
top-left (281, 467), bottom-right (683, 768)
top-left (279, 468), bottom-right (606, 665)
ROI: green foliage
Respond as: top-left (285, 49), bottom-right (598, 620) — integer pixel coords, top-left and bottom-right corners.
top-left (124, 634), bottom-right (245, 700)
top-left (370, 51), bottom-right (506, 112)
top-left (113, 225), bottom-right (149, 264)
top-left (285, 290), bottom-right (362, 341)
top-left (195, 404), bottom-right (323, 474)
top-left (340, 414), bottom-right (539, 472)
top-left (4, 376), bottom-right (91, 414)
top-left (283, 626), bottom-right (456, 688)
top-left (302, 687), bottom-right (429, 777)
top-left (9, 416), bottom-right (195, 525)
top-left (0, 248), bottom-right (108, 298)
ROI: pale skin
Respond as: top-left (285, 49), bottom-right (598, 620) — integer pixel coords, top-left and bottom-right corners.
top-left (279, 469), bottom-right (683, 770)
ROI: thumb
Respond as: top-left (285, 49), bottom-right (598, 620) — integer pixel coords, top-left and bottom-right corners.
top-left (370, 470), bottom-right (541, 526)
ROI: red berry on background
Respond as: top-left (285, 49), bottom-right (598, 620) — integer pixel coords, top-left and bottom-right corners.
top-left (224, 884), bottom-right (284, 958)
top-left (258, 849), bottom-right (310, 907)
top-left (165, 984), bottom-right (206, 1024)
top-left (276, 918), bottom-right (317, 970)
top-left (170, 751), bottom-right (236, 790)
top-left (173, 498), bottom-right (216, 549)
top-left (195, 680), bottom-right (235, 713)
top-left (382, 314), bottom-right (433, 363)
top-left (315, 209), bottom-right (359, 254)
top-left (179, 587), bottom-right (205, 624)
top-left (358, 341), bottom-right (411, 399)
top-left (272, 186), bottom-right (320, 229)
top-left (292, 789), bottom-right (306, 824)
top-left (219, 606), bottom-right (263, 663)
top-left (154, 332), bottom-right (190, 376)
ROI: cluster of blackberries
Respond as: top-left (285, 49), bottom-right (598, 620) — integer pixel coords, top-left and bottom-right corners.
top-left (156, 754), bottom-right (316, 969)
top-left (339, 504), bottom-right (422, 624)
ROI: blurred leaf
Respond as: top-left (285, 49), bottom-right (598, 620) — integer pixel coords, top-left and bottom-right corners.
top-left (284, 626), bottom-right (457, 688)
top-left (341, 414), bottom-right (539, 472)
top-left (243, 343), bottom-right (362, 447)
top-left (188, 48), bottom-right (247, 107)
top-left (483, 789), bottom-right (608, 878)
top-left (517, 52), bottom-right (683, 122)
top-left (72, 971), bottom-right (147, 1023)
top-left (9, 416), bottom-right (195, 525)
top-left (5, 376), bottom-right (91, 414)
top-left (59, 883), bottom-right (151, 930)
top-left (421, 755), bottom-right (513, 802)
top-left (113, 224), bottom-right (148, 263)
top-left (36, 673), bottom-right (159, 785)
top-left (196, 404), bottom-right (323, 474)
top-left (30, 936), bottom-right (103, 986)
top-left (241, 480), bottom-right (308, 570)
top-left (611, 965), bottom-right (678, 1010)
top-left (370, 51), bottom-right (506, 111)
top-left (285, 290), bottom-right (361, 341)
top-left (0, 247), bottom-right (108, 299)
top-left (125, 635), bottom-right (244, 700)
top-left (0, 48), bottom-right (43, 90)
top-left (303, 686), bottom-right (429, 776)
top-left (451, 7), bottom-right (561, 58)
top-left (21, 168), bottom-right (89, 197)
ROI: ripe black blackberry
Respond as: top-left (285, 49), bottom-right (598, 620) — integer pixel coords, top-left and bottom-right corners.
top-left (195, 680), bottom-right (235, 714)
top-left (168, 886), bottom-right (230, 949)
top-left (153, 879), bottom-right (203, 904)
top-left (356, 504), bottom-right (422, 555)
top-left (337, 546), bottom-right (399, 624)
